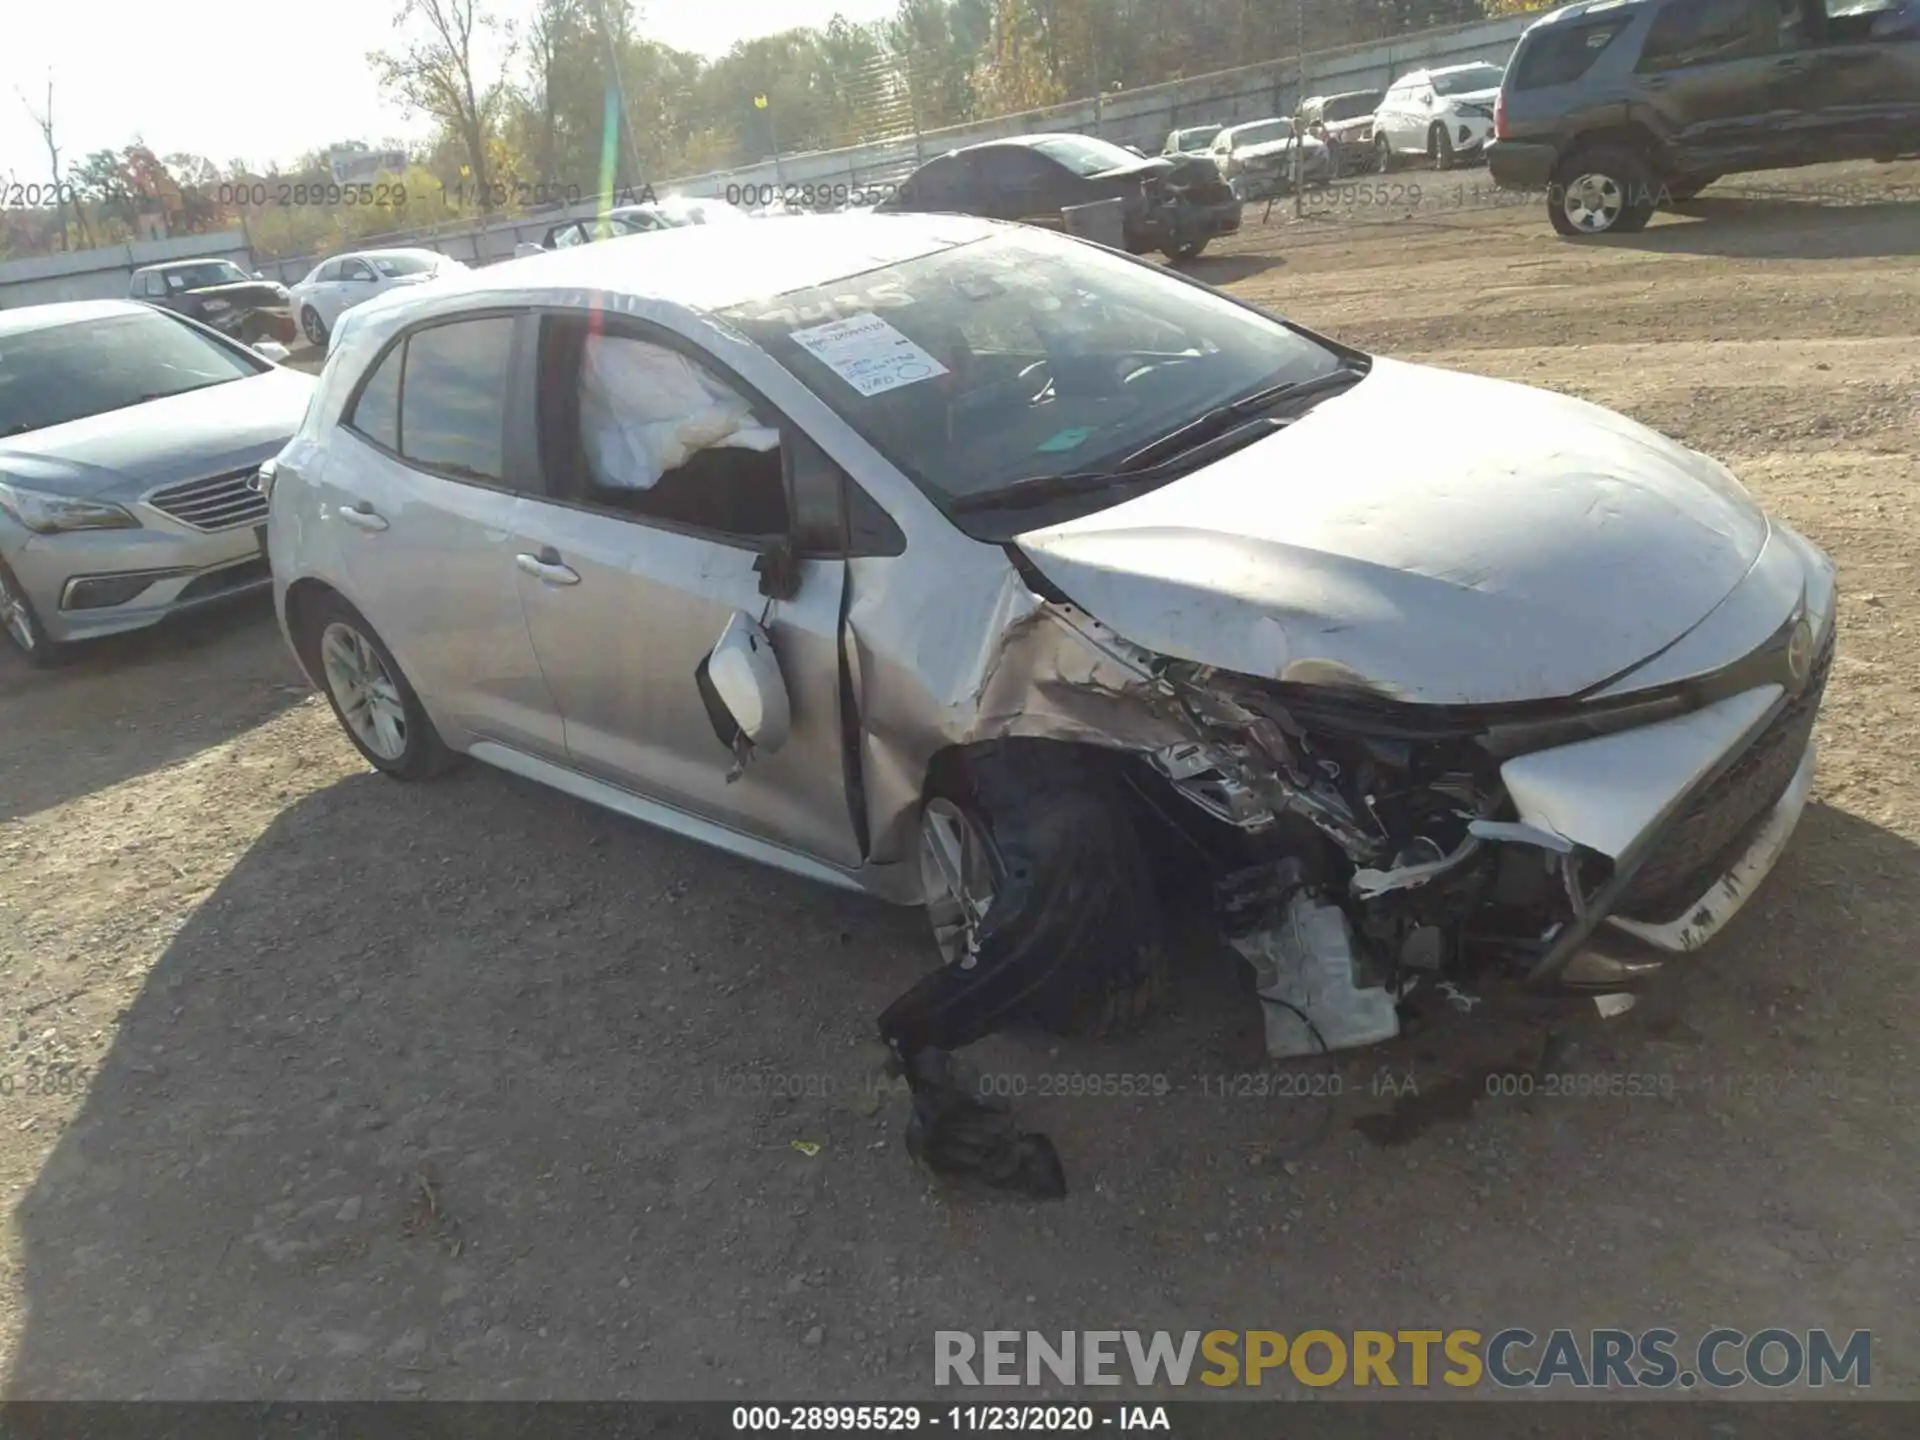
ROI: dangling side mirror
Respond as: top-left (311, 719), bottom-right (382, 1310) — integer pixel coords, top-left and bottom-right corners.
top-left (695, 610), bottom-right (793, 781)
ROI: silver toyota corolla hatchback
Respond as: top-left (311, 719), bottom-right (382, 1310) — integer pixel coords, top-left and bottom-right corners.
top-left (269, 214), bottom-right (1833, 1192)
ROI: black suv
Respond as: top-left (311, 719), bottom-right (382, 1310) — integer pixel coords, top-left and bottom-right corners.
top-left (1489, 0), bottom-right (1920, 235)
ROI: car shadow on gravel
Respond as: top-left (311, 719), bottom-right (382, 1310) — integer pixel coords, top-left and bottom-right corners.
top-left (0, 597), bottom-right (307, 825)
top-left (1624, 196), bottom-right (1920, 260)
top-left (6, 764), bottom-right (1915, 1396)
top-left (1177, 253), bottom-right (1286, 285)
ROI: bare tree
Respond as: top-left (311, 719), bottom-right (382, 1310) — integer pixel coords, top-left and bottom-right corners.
top-left (370, 0), bottom-right (515, 207)
top-left (16, 75), bottom-right (77, 250)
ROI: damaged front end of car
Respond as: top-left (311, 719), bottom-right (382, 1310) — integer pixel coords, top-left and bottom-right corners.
top-left (871, 562), bottom-right (1834, 1199)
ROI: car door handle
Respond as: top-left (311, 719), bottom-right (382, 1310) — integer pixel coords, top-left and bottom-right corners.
top-left (515, 548), bottom-right (580, 586)
top-left (340, 503), bottom-right (388, 532)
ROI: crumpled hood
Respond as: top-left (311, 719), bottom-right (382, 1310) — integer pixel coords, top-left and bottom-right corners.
top-left (1013, 358), bottom-right (1772, 706)
top-left (1439, 88), bottom-right (1501, 112)
top-left (0, 367), bottom-right (314, 499)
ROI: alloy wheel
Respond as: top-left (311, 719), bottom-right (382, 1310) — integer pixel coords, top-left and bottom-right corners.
top-left (919, 798), bottom-right (998, 969)
top-left (319, 620), bottom-right (408, 761)
top-left (1561, 172), bottom-right (1624, 233)
top-left (301, 307), bottom-right (328, 346)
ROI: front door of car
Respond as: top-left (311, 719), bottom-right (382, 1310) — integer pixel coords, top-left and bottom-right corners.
top-left (1632, 0), bottom-right (1804, 172)
top-left (512, 314), bottom-right (863, 868)
top-left (321, 311), bottom-right (567, 758)
top-left (1793, 0), bottom-right (1920, 157)
top-left (333, 258), bottom-right (381, 321)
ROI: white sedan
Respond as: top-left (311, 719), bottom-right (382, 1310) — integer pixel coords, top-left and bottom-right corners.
top-left (288, 249), bottom-right (466, 353)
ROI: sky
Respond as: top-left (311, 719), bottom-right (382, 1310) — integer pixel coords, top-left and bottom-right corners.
top-left (0, 0), bottom-right (898, 181)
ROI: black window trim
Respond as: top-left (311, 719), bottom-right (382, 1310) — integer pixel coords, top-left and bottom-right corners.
top-left (524, 306), bottom-right (903, 560)
top-left (339, 306), bottom-right (526, 494)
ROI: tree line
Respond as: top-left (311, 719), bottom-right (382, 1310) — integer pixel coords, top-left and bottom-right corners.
top-left (3, 0), bottom-right (1533, 262)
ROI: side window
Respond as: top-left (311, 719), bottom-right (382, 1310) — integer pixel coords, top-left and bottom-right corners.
top-left (979, 150), bottom-right (1050, 187)
top-left (1637, 0), bottom-right (1771, 70)
top-left (400, 317), bottom-right (514, 481)
top-left (143, 273), bottom-right (167, 297)
top-left (316, 259), bottom-right (343, 282)
top-left (550, 223), bottom-right (585, 249)
top-left (1512, 20), bottom-right (1633, 87)
top-left (342, 259), bottom-right (373, 281)
top-left (906, 156), bottom-right (962, 207)
top-left (535, 318), bottom-right (790, 543)
top-left (346, 342), bottom-right (404, 451)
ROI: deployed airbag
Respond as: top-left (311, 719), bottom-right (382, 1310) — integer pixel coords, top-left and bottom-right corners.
top-left (580, 333), bottom-right (779, 489)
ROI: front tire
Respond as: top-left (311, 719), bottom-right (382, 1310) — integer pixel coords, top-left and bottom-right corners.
top-left (1430, 123), bottom-right (1456, 172)
top-left (1548, 146), bottom-right (1657, 237)
top-left (300, 306), bottom-right (329, 350)
top-left (1163, 238), bottom-right (1209, 262)
top-left (1375, 134), bottom-right (1396, 174)
top-left (298, 593), bottom-right (455, 780)
top-left (921, 743), bottom-right (1166, 1038)
top-left (0, 559), bottom-right (62, 670)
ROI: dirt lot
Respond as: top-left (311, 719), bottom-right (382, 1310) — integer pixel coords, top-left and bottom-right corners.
top-left (1, 164), bottom-right (1915, 1400)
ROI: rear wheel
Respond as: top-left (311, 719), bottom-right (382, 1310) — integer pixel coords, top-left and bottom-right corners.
top-left (1548, 146), bottom-right (1657, 237)
top-left (0, 560), bottom-right (61, 670)
top-left (297, 593), bottom-right (456, 780)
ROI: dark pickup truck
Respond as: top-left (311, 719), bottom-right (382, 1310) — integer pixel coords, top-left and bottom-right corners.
top-left (1489, 0), bottom-right (1920, 235)
top-left (129, 259), bottom-right (299, 344)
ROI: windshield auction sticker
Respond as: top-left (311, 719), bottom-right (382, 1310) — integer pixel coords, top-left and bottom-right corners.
top-left (789, 312), bottom-right (949, 397)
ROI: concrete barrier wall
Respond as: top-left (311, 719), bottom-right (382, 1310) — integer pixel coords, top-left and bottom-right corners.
top-left (0, 230), bottom-right (254, 309)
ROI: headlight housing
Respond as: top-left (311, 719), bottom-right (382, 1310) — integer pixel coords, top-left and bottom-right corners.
top-left (0, 480), bottom-right (140, 534)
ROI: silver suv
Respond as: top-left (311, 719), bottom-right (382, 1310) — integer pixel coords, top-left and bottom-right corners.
top-left (267, 213), bottom-right (1834, 1194)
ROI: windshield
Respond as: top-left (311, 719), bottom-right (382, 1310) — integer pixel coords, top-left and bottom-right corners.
top-left (0, 310), bottom-right (263, 436)
top-left (1024, 134), bottom-right (1148, 177)
top-left (1432, 64), bottom-right (1503, 96)
top-left (1324, 93), bottom-right (1381, 121)
top-left (160, 261), bottom-right (252, 291)
top-left (1173, 127), bottom-right (1220, 151)
top-left (1230, 120), bottom-right (1295, 149)
top-left (370, 253), bottom-right (437, 276)
top-left (720, 230), bottom-right (1345, 533)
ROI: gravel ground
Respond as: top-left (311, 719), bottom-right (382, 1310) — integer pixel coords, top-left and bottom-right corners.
top-left (1, 163), bottom-right (1915, 1400)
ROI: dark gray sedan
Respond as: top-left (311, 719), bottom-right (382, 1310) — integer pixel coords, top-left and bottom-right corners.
top-left (0, 300), bottom-right (315, 667)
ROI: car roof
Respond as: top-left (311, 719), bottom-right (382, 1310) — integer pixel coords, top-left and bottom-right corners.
top-left (133, 258), bottom-right (234, 274)
top-left (0, 298), bottom-right (153, 337)
top-left (408, 211), bottom-right (1004, 317)
top-left (342, 247), bottom-right (442, 260)
top-left (1223, 117), bottom-right (1291, 134)
top-left (1426, 61), bottom-right (1505, 76)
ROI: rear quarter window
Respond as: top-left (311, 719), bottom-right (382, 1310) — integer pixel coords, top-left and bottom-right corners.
top-left (1511, 19), bottom-right (1633, 89)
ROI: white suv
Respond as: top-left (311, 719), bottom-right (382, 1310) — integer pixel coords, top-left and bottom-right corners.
top-left (1373, 61), bottom-right (1505, 171)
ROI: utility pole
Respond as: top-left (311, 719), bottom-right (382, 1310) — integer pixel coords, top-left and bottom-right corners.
top-left (595, 0), bottom-right (645, 194)
top-left (1294, 0), bottom-right (1306, 218)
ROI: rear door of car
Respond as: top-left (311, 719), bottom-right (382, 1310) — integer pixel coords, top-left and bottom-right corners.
top-left (1792, 0), bottom-right (1920, 157)
top-left (323, 311), bottom-right (566, 758)
top-left (1631, 0), bottom-right (1806, 172)
top-left (509, 312), bottom-right (866, 868)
